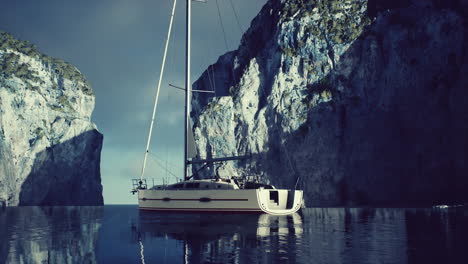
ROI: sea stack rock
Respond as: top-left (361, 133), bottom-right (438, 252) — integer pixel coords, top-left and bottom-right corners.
top-left (191, 0), bottom-right (468, 206)
top-left (0, 31), bottom-right (103, 206)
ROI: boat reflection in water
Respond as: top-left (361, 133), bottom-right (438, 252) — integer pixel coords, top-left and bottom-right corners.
top-left (2, 206), bottom-right (465, 263)
top-left (132, 211), bottom-right (304, 263)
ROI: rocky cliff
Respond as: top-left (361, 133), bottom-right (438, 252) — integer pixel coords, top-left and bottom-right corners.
top-left (0, 31), bottom-right (103, 206)
top-left (191, 0), bottom-right (468, 206)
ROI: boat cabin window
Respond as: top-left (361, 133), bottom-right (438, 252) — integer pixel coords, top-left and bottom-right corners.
top-left (244, 182), bottom-right (274, 189)
top-left (185, 183), bottom-right (200, 189)
top-left (172, 183), bottom-right (184, 189)
top-left (270, 190), bottom-right (279, 205)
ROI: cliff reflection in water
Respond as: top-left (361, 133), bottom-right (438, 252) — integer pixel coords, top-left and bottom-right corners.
top-left (0, 206), bottom-right (102, 264)
top-left (0, 206), bottom-right (466, 263)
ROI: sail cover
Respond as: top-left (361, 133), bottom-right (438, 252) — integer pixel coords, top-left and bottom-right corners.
top-left (188, 120), bottom-right (198, 158)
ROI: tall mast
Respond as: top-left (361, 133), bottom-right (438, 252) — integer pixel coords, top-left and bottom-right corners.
top-left (184, 0), bottom-right (191, 181)
top-left (140, 0), bottom-right (177, 181)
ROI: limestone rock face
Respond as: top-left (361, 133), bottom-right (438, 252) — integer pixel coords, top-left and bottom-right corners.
top-left (0, 31), bottom-right (103, 206)
top-left (191, 0), bottom-right (468, 206)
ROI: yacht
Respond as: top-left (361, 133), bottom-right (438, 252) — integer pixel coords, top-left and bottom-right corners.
top-left (131, 0), bottom-right (303, 215)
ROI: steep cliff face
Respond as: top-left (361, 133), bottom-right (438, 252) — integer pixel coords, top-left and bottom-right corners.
top-left (0, 31), bottom-right (103, 206)
top-left (191, 0), bottom-right (468, 206)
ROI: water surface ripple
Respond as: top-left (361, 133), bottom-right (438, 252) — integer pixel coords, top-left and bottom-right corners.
top-left (0, 205), bottom-right (466, 263)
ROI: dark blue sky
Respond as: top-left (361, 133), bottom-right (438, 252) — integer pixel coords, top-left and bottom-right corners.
top-left (0, 0), bottom-right (267, 203)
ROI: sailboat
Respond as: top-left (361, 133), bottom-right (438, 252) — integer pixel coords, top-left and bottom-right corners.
top-left (131, 0), bottom-right (303, 215)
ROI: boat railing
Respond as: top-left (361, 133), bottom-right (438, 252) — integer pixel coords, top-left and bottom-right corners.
top-left (131, 179), bottom-right (147, 194)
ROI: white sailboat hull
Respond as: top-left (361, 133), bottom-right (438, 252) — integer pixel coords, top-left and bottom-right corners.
top-left (138, 189), bottom-right (303, 215)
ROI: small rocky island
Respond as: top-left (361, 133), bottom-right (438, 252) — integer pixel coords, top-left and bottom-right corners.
top-left (0, 31), bottom-right (103, 206)
top-left (191, 0), bottom-right (468, 206)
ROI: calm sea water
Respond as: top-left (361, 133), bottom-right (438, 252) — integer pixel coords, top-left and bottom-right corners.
top-left (0, 205), bottom-right (467, 264)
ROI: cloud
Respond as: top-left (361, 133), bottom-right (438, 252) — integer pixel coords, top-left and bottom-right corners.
top-left (159, 109), bottom-right (184, 126)
top-left (105, 0), bottom-right (143, 26)
top-left (135, 110), bottom-right (150, 123)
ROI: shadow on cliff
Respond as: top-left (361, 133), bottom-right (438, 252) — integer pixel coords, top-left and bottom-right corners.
top-left (268, 1), bottom-right (468, 206)
top-left (18, 129), bottom-right (103, 206)
top-left (190, 0), bottom-right (468, 206)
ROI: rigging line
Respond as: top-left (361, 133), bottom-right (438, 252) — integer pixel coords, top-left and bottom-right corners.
top-left (203, 55), bottom-right (215, 92)
top-left (210, 65), bottom-right (216, 94)
top-left (153, 158), bottom-right (179, 181)
top-left (207, 65), bottom-right (214, 92)
top-left (228, 0), bottom-right (244, 34)
top-left (205, 46), bottom-right (217, 96)
top-left (206, 37), bottom-right (216, 94)
top-left (148, 151), bottom-right (183, 170)
top-left (207, 64), bottom-right (216, 93)
top-left (215, 0), bottom-right (237, 91)
top-left (140, 0), bottom-right (177, 180)
top-left (169, 12), bottom-right (177, 79)
top-left (204, 50), bottom-right (215, 93)
top-left (164, 37), bottom-right (172, 181)
top-left (148, 154), bottom-right (180, 181)
top-left (165, 145), bottom-right (169, 182)
top-left (203, 46), bottom-right (216, 94)
top-left (201, 30), bottom-right (216, 95)
top-left (215, 0), bottom-right (229, 51)
top-left (209, 62), bottom-right (217, 96)
top-left (166, 147), bottom-right (172, 184)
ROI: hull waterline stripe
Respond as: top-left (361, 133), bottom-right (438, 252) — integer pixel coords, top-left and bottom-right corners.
top-left (139, 198), bottom-right (248, 201)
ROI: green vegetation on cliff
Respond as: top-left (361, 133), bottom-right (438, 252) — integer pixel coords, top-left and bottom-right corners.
top-left (0, 30), bottom-right (93, 95)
